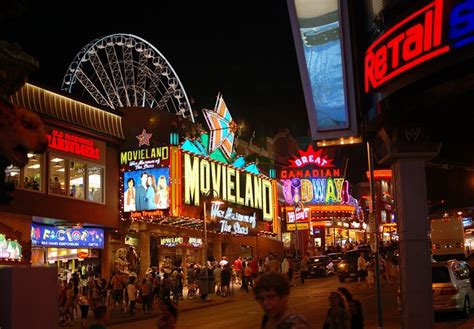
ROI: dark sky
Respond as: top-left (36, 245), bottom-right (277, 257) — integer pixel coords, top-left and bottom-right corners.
top-left (1, 0), bottom-right (309, 139)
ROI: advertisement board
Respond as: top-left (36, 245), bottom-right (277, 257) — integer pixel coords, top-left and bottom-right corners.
top-left (31, 223), bottom-right (104, 249)
top-left (287, 0), bottom-right (358, 140)
top-left (120, 143), bottom-right (170, 222)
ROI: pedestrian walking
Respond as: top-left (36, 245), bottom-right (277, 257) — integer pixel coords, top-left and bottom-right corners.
top-left (77, 287), bottom-right (90, 328)
top-left (300, 253), bottom-right (309, 285)
top-left (221, 264), bottom-right (232, 297)
top-left (322, 291), bottom-right (350, 329)
top-left (357, 252), bottom-right (368, 288)
top-left (337, 287), bottom-right (364, 329)
top-left (127, 276), bottom-right (137, 316)
top-left (253, 272), bottom-right (309, 329)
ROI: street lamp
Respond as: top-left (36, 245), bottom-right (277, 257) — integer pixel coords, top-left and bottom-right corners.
top-left (202, 189), bottom-right (223, 301)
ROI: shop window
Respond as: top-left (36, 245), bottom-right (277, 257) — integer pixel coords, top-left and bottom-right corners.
top-left (50, 157), bottom-right (66, 195)
top-left (48, 153), bottom-right (104, 203)
top-left (69, 161), bottom-right (85, 199)
top-left (5, 165), bottom-right (20, 188)
top-left (23, 153), bottom-right (42, 191)
top-left (87, 166), bottom-right (103, 203)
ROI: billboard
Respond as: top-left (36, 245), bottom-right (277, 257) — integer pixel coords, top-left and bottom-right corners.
top-left (31, 223), bottom-right (104, 249)
top-left (120, 144), bottom-right (170, 221)
top-left (287, 0), bottom-right (358, 140)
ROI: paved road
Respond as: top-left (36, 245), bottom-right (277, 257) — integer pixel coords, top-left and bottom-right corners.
top-left (111, 275), bottom-right (401, 329)
top-left (108, 273), bottom-right (474, 329)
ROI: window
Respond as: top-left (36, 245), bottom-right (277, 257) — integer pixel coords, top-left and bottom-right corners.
top-left (6, 153), bottom-right (43, 191)
top-left (69, 161), bottom-right (85, 199)
top-left (24, 153), bottom-right (43, 191)
top-left (48, 153), bottom-right (104, 203)
top-left (432, 266), bottom-right (450, 283)
top-left (87, 166), bottom-right (104, 203)
top-left (5, 165), bottom-right (20, 188)
top-left (50, 157), bottom-right (66, 195)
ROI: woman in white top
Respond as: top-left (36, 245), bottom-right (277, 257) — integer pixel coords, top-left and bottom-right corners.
top-left (357, 252), bottom-right (368, 287)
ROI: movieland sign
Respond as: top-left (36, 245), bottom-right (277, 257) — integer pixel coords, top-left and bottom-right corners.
top-left (183, 152), bottom-right (274, 221)
top-left (365, 0), bottom-right (474, 92)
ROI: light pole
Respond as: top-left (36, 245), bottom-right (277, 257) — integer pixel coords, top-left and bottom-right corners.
top-left (202, 189), bottom-right (223, 301)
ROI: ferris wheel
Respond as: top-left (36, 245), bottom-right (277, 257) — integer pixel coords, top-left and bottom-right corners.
top-left (61, 33), bottom-right (194, 122)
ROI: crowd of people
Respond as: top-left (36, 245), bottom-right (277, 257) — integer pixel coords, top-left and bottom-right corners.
top-left (56, 247), bottom-right (384, 328)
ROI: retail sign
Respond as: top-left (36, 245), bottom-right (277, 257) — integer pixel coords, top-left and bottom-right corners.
top-left (183, 153), bottom-right (274, 221)
top-left (209, 203), bottom-right (257, 235)
top-left (365, 0), bottom-right (474, 92)
top-left (31, 223), bottom-right (104, 249)
top-left (287, 208), bottom-right (310, 223)
top-left (47, 129), bottom-right (100, 160)
top-left (0, 233), bottom-right (22, 260)
top-left (120, 145), bottom-right (170, 222)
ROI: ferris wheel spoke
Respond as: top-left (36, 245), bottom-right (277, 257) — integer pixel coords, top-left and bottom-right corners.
top-left (105, 44), bottom-right (130, 107)
top-left (154, 86), bottom-right (175, 112)
top-left (123, 41), bottom-right (138, 106)
top-left (136, 48), bottom-right (150, 107)
top-left (88, 49), bottom-right (122, 108)
top-left (75, 69), bottom-right (113, 108)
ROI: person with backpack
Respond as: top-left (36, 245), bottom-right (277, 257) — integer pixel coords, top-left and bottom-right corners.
top-left (337, 287), bottom-right (364, 329)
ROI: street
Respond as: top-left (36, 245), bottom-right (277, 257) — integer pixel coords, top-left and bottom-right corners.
top-left (108, 273), bottom-right (474, 329)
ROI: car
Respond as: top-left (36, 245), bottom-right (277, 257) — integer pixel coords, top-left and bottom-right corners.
top-left (432, 260), bottom-right (474, 317)
top-left (327, 252), bottom-right (343, 267)
top-left (336, 250), bottom-right (370, 283)
top-left (307, 255), bottom-right (335, 278)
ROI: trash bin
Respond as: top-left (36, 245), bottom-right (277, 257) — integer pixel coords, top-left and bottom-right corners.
top-left (197, 276), bottom-right (215, 295)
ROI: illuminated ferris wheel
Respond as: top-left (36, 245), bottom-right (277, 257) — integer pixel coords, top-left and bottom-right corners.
top-left (61, 33), bottom-right (194, 122)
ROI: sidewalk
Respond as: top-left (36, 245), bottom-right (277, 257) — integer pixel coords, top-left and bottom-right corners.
top-left (68, 284), bottom-right (247, 328)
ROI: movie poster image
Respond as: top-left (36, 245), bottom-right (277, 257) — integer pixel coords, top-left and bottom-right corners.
top-left (123, 168), bottom-right (170, 212)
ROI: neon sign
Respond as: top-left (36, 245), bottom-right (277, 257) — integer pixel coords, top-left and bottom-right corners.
top-left (287, 208), bottom-right (310, 223)
top-left (281, 145), bottom-right (352, 206)
top-left (365, 0), bottom-right (474, 92)
top-left (120, 146), bottom-right (169, 166)
top-left (209, 203), bottom-right (256, 235)
top-left (160, 237), bottom-right (183, 247)
top-left (287, 145), bottom-right (334, 168)
top-left (183, 153), bottom-right (273, 220)
top-left (47, 129), bottom-right (100, 160)
top-left (31, 223), bottom-right (104, 249)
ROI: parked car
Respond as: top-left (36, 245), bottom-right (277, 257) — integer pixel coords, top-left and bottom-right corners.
top-left (327, 252), bottom-right (343, 267)
top-left (337, 250), bottom-right (370, 282)
top-left (307, 255), bottom-right (335, 278)
top-left (432, 260), bottom-right (474, 317)
top-left (397, 259), bottom-right (474, 317)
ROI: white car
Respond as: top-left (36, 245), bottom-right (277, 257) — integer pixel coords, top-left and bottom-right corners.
top-left (432, 260), bottom-right (474, 317)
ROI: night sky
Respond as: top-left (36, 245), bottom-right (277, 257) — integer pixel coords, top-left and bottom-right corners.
top-left (1, 0), bottom-right (308, 138)
top-left (2, 1), bottom-right (471, 204)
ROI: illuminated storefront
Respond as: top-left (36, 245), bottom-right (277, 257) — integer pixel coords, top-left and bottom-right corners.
top-left (279, 145), bottom-right (363, 253)
top-left (117, 99), bottom-right (281, 277)
top-left (31, 223), bottom-right (105, 281)
top-left (1, 83), bottom-right (123, 278)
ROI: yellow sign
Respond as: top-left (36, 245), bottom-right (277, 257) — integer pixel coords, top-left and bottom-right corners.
top-left (286, 223), bottom-right (310, 231)
top-left (183, 153), bottom-right (274, 220)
